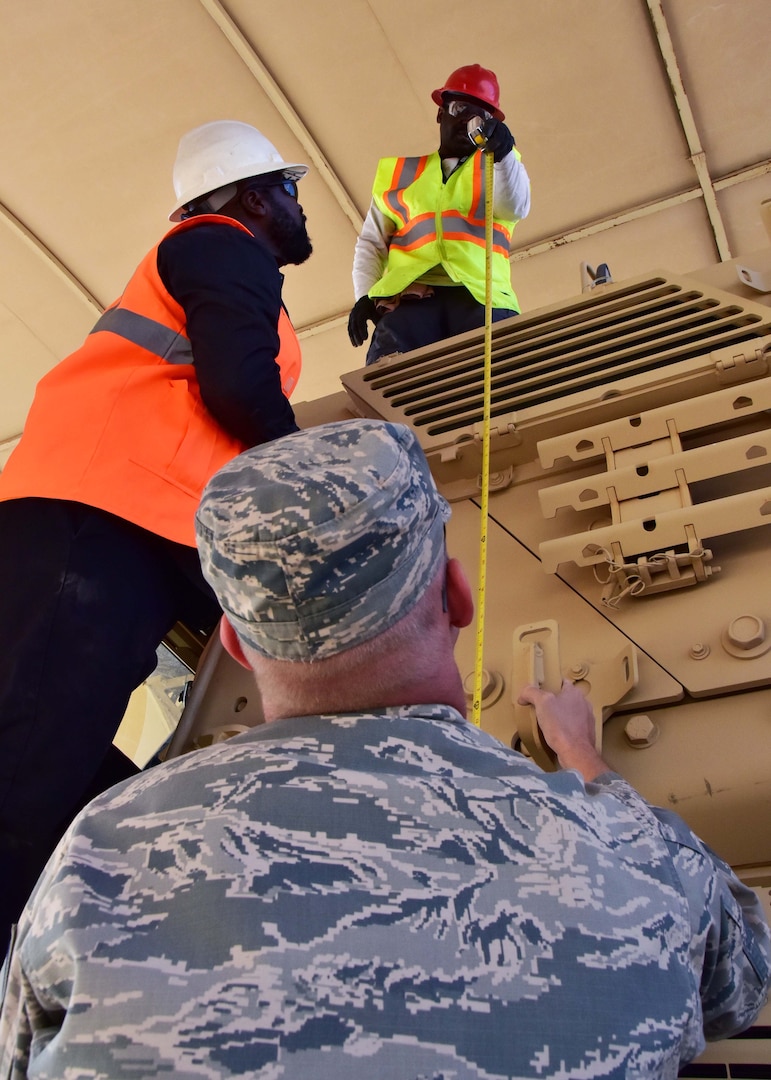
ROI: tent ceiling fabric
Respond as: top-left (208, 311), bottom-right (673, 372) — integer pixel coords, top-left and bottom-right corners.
top-left (0, 0), bottom-right (769, 449)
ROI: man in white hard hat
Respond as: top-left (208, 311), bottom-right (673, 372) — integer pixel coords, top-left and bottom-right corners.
top-left (348, 64), bottom-right (530, 364)
top-left (0, 120), bottom-right (313, 950)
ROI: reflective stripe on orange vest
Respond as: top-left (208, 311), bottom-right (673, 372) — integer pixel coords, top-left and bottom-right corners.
top-left (89, 308), bottom-right (194, 364)
top-left (0, 214), bottom-right (301, 546)
top-left (88, 302), bottom-right (301, 399)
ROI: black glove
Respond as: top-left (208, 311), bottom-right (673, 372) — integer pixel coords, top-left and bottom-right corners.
top-left (348, 295), bottom-right (379, 347)
top-left (479, 118), bottom-right (515, 163)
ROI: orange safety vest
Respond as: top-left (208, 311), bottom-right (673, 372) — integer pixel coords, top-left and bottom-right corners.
top-left (0, 214), bottom-right (301, 546)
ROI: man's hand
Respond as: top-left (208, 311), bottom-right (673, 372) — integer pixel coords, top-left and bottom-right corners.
top-left (478, 118), bottom-right (515, 163)
top-left (348, 296), bottom-right (379, 347)
top-left (517, 679), bottom-right (608, 781)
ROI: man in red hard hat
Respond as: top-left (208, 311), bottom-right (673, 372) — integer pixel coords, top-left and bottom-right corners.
top-left (348, 64), bottom-right (531, 364)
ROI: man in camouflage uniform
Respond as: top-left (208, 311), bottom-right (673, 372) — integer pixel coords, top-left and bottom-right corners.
top-left (1, 418), bottom-right (769, 1078)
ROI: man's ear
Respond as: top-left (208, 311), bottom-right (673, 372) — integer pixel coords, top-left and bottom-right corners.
top-left (436, 107), bottom-right (443, 124)
top-left (445, 557), bottom-right (474, 629)
top-left (219, 616), bottom-right (253, 670)
top-left (240, 186), bottom-right (269, 218)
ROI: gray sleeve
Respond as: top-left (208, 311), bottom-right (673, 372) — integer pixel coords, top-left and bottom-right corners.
top-left (592, 772), bottom-right (771, 1040)
top-left (352, 201), bottom-right (394, 300)
top-left (0, 852), bottom-right (67, 1080)
top-left (0, 942), bottom-right (32, 1080)
top-left (652, 804), bottom-right (770, 1040)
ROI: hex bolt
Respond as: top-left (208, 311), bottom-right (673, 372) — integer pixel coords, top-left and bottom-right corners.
top-left (689, 642), bottom-right (710, 660)
top-left (569, 662), bottom-right (590, 680)
top-left (623, 714), bottom-right (659, 749)
top-left (725, 614), bottom-right (766, 651)
top-left (463, 669), bottom-right (499, 701)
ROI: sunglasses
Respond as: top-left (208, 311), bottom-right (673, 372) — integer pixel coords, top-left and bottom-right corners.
top-left (445, 99), bottom-right (493, 123)
top-left (249, 178), bottom-right (300, 200)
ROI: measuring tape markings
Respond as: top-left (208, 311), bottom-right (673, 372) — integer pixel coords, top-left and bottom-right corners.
top-left (471, 149), bottom-right (495, 728)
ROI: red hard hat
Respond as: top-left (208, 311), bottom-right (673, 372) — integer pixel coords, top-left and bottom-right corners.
top-left (431, 64), bottom-right (505, 121)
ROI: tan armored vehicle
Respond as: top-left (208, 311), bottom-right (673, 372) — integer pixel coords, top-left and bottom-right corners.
top-left (141, 211), bottom-right (771, 1071)
top-left (332, 247), bottom-right (771, 874)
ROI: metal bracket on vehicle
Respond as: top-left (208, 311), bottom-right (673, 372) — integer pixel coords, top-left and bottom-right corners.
top-left (512, 620), bottom-right (562, 770)
top-left (536, 376), bottom-right (771, 603)
top-left (512, 620), bottom-right (639, 771)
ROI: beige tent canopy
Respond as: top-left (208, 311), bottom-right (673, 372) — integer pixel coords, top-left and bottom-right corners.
top-left (0, 0), bottom-right (768, 462)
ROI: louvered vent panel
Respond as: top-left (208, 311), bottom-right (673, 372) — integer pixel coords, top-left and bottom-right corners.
top-left (341, 274), bottom-right (771, 449)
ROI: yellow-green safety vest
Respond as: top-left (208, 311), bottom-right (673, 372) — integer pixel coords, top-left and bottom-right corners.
top-left (369, 151), bottom-right (520, 310)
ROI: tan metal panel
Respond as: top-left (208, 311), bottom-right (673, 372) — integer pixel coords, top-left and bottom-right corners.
top-left (601, 692), bottom-right (771, 868)
top-left (489, 442), bottom-right (771, 698)
top-left (539, 486), bottom-right (771, 572)
top-left (539, 429), bottom-right (771, 516)
top-left (447, 499), bottom-right (683, 753)
top-left (538, 374), bottom-right (771, 468)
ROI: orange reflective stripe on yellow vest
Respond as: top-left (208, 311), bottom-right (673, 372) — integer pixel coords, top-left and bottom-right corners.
top-left (0, 214), bottom-right (301, 546)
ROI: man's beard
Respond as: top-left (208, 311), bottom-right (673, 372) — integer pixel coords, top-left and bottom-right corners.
top-left (269, 201), bottom-right (313, 265)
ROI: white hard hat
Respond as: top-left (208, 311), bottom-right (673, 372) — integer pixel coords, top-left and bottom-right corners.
top-left (169, 120), bottom-right (308, 221)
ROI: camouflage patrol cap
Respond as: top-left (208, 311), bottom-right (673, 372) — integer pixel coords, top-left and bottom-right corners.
top-left (195, 419), bottom-right (451, 661)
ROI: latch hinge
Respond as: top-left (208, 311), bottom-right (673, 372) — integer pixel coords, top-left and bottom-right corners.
top-left (713, 341), bottom-right (770, 382)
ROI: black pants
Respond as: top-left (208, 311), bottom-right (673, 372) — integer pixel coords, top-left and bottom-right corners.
top-left (0, 499), bottom-right (221, 948)
top-left (366, 284), bottom-right (518, 365)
